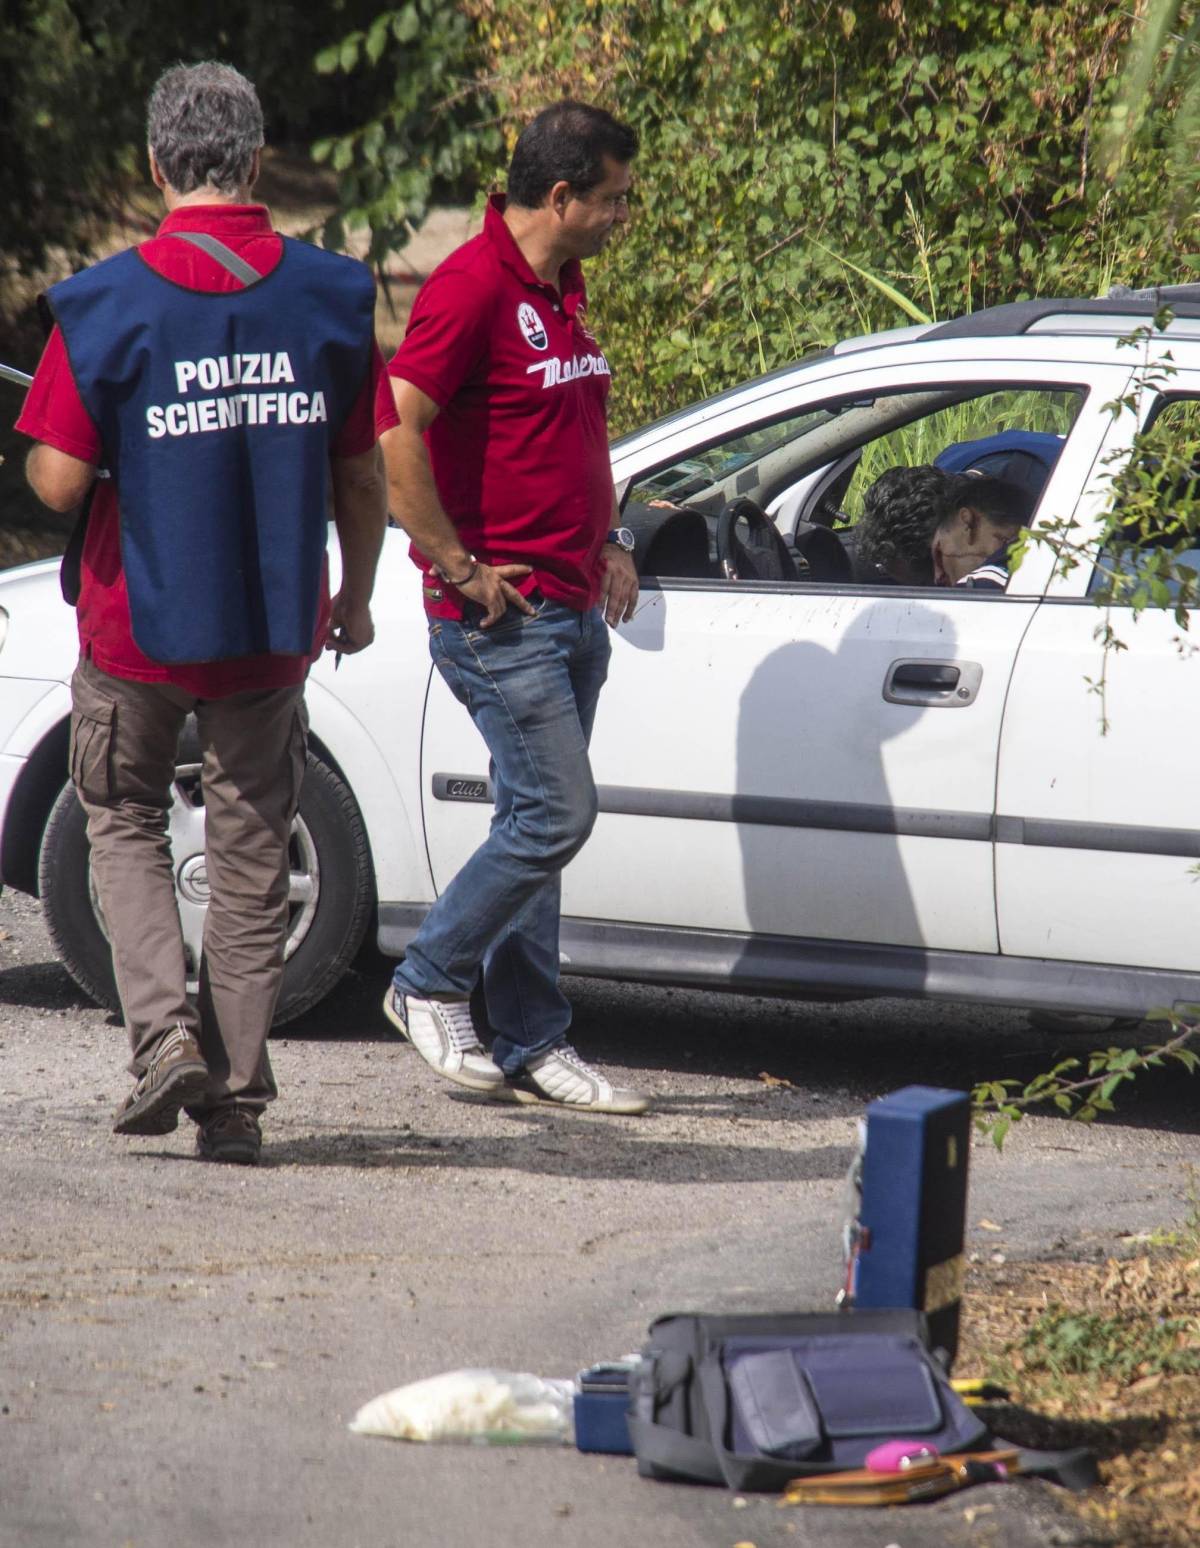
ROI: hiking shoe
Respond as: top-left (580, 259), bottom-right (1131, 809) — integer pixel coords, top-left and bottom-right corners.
top-left (382, 984), bottom-right (505, 1092)
top-left (505, 1044), bottom-right (652, 1115)
top-left (196, 1107), bottom-right (262, 1166)
top-left (112, 1024), bottom-right (209, 1136)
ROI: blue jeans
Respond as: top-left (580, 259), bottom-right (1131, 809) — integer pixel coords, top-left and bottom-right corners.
top-left (391, 597), bottom-right (611, 1073)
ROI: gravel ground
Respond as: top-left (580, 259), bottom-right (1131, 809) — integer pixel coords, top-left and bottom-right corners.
top-left (4, 887), bottom-right (1194, 1547)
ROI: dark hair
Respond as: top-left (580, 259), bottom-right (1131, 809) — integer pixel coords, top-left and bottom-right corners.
top-left (147, 62), bottom-right (263, 195)
top-left (506, 100), bottom-right (637, 209)
top-left (937, 472), bottom-right (1033, 532)
top-left (857, 464), bottom-right (957, 583)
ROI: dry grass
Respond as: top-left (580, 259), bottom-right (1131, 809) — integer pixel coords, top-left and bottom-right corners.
top-left (957, 1247), bottom-right (1200, 1545)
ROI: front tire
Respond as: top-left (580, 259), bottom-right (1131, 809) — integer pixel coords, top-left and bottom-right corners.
top-left (37, 750), bottom-right (374, 1026)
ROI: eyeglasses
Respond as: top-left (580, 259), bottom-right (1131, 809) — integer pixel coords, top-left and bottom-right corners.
top-left (576, 188), bottom-right (632, 211)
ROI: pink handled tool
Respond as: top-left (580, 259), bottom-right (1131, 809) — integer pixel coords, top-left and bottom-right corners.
top-left (865, 1438), bottom-right (941, 1473)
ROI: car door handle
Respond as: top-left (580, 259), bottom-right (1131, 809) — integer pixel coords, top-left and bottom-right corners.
top-left (883, 658), bottom-right (983, 707)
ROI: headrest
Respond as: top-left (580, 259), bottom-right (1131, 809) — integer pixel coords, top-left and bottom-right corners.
top-left (623, 501), bottom-right (713, 578)
top-left (934, 430), bottom-right (1064, 499)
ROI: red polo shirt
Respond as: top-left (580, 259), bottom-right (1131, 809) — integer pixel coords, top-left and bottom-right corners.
top-left (388, 195), bottom-right (614, 619)
top-left (15, 204), bottom-right (398, 696)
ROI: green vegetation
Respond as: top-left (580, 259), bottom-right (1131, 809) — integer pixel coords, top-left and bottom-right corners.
top-left (847, 388), bottom-right (1081, 520)
top-left (7, 3), bottom-right (1200, 434)
top-left (310, 2), bottom-right (498, 265)
top-left (0, 0), bottom-right (462, 290)
top-left (972, 1011), bottom-right (1200, 1150)
top-left (1019, 1304), bottom-right (1200, 1382)
top-left (317, 1), bottom-right (1200, 432)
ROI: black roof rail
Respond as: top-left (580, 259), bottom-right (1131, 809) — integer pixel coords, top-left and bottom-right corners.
top-left (925, 290), bottom-right (1200, 342)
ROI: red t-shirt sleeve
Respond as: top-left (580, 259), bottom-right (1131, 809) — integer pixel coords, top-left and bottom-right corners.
top-left (373, 352), bottom-right (400, 438)
top-left (13, 325), bottom-right (102, 463)
top-left (388, 271), bottom-right (494, 409)
top-left (331, 339), bottom-right (395, 457)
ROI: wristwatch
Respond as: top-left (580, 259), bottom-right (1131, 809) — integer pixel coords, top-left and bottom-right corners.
top-left (606, 527), bottom-right (636, 553)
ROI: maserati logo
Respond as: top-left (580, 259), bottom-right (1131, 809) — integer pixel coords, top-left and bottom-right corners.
top-left (517, 302), bottom-right (548, 351)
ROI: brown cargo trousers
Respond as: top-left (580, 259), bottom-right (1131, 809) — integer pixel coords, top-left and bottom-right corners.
top-left (69, 655), bottom-right (309, 1114)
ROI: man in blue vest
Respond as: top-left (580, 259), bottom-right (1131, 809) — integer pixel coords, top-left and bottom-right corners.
top-left (17, 62), bottom-right (390, 1164)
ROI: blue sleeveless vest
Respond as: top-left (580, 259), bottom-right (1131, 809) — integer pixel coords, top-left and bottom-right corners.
top-left (46, 238), bottom-right (376, 663)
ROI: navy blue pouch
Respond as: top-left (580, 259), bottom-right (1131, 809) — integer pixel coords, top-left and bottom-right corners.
top-left (721, 1333), bottom-right (963, 1470)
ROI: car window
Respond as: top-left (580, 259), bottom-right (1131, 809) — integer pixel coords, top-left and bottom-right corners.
top-left (1088, 395), bottom-right (1200, 603)
top-left (623, 382), bottom-right (1085, 591)
top-left (837, 389), bottom-right (1080, 522)
top-left (626, 403), bottom-right (845, 506)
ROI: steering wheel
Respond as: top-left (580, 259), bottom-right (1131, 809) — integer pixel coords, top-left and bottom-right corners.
top-left (716, 497), bottom-right (799, 582)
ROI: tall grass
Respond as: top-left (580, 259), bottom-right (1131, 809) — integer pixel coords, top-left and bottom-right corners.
top-left (842, 389), bottom-right (1082, 520)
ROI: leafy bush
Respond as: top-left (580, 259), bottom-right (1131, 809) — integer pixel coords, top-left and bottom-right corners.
top-left (0, 0), bottom-right (400, 287)
top-left (311, 2), bottom-right (501, 265)
top-left (321, 1), bottom-right (1200, 431)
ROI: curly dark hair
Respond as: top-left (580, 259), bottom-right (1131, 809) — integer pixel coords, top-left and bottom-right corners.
top-left (855, 464), bottom-right (958, 584)
top-left (937, 472), bottom-right (1034, 532)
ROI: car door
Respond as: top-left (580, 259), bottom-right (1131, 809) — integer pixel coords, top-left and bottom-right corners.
top-left (420, 349), bottom-right (1126, 971)
top-left (996, 369), bottom-right (1200, 985)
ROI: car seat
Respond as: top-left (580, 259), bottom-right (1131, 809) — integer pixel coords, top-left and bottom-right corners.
top-left (792, 520), bottom-right (853, 582)
top-left (934, 430), bottom-right (1063, 500)
top-left (623, 500), bottom-right (714, 579)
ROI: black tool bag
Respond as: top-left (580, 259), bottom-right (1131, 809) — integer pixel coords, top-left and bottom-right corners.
top-left (627, 1309), bottom-right (1096, 1494)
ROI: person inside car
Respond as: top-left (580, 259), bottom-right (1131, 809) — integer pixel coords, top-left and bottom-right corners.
top-left (852, 464), bottom-right (959, 585)
top-left (931, 472), bottom-right (1033, 589)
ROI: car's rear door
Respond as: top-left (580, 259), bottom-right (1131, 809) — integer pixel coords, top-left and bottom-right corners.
top-left (996, 367), bottom-right (1200, 989)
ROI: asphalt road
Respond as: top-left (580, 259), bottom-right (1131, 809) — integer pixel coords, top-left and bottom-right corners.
top-left (4, 887), bottom-right (1193, 1548)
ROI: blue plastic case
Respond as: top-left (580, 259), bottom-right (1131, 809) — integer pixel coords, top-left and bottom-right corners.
top-left (574, 1363), bottom-right (635, 1455)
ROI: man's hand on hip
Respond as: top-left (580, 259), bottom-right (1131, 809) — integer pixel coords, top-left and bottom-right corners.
top-left (601, 545), bottom-right (638, 626)
top-left (456, 562), bottom-right (535, 627)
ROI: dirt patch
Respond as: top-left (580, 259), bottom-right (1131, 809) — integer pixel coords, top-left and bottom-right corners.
top-left (958, 1248), bottom-right (1200, 1545)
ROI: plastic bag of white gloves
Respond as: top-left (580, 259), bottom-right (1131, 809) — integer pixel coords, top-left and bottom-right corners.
top-left (349, 1368), bottom-right (576, 1445)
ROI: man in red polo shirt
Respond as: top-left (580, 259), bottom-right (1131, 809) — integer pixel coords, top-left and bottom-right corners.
top-left (381, 100), bottom-right (650, 1114)
top-left (17, 61), bottom-right (392, 1164)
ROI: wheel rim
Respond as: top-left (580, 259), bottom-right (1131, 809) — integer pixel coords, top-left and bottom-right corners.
top-left (86, 762), bottom-right (320, 991)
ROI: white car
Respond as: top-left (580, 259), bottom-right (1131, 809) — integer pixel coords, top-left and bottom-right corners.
top-left (3, 290), bottom-right (1199, 1025)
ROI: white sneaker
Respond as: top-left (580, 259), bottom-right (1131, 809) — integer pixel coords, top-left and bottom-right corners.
top-left (382, 986), bottom-right (505, 1092)
top-left (506, 1044), bottom-right (651, 1115)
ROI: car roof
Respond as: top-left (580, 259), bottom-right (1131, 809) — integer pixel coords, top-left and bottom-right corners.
top-left (610, 284), bottom-right (1200, 452)
top-left (925, 287), bottom-right (1200, 341)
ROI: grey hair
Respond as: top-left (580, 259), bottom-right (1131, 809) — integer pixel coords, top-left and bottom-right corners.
top-left (147, 62), bottom-right (264, 196)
